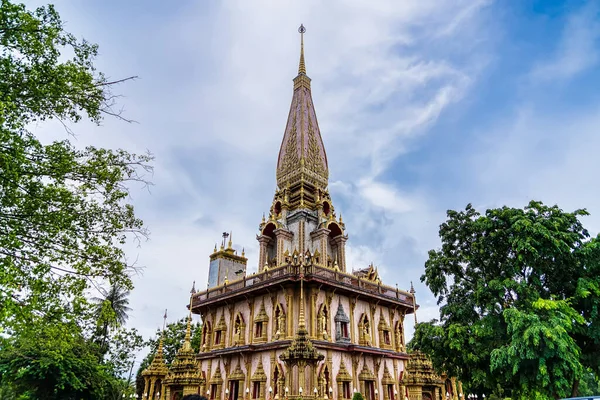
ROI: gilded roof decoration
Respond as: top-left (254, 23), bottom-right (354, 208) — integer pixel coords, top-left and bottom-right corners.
top-left (400, 351), bottom-right (444, 387)
top-left (382, 364), bottom-right (396, 384)
top-left (336, 361), bottom-right (352, 382)
top-left (279, 278), bottom-right (324, 366)
top-left (276, 27), bottom-right (328, 192)
top-left (229, 362), bottom-right (246, 381)
top-left (255, 301), bottom-right (269, 323)
top-left (210, 364), bottom-right (224, 384)
top-left (251, 359), bottom-right (267, 381)
top-left (142, 336), bottom-right (169, 378)
top-left (163, 316), bottom-right (203, 387)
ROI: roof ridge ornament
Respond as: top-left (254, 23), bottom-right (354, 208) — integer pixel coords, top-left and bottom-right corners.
top-left (298, 24), bottom-right (306, 75)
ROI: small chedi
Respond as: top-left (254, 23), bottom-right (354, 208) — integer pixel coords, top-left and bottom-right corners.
top-left (141, 25), bottom-right (459, 400)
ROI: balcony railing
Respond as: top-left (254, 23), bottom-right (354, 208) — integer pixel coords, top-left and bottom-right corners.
top-left (192, 262), bottom-right (414, 308)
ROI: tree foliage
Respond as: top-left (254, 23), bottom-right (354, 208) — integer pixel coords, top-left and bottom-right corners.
top-left (0, 0), bottom-right (152, 329)
top-left (412, 201), bottom-right (600, 400)
top-left (93, 283), bottom-right (133, 353)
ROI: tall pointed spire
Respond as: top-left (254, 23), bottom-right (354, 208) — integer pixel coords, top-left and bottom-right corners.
top-left (298, 24), bottom-right (306, 75)
top-left (299, 273), bottom-right (306, 329)
top-left (276, 24), bottom-right (329, 207)
top-left (182, 283), bottom-right (195, 351)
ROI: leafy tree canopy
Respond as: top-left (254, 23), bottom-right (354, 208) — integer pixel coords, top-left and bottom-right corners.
top-left (0, 0), bottom-right (152, 330)
top-left (412, 201), bottom-right (600, 400)
top-left (0, 318), bottom-right (142, 400)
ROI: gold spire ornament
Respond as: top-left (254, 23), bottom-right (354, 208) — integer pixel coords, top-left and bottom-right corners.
top-left (298, 24), bottom-right (306, 75)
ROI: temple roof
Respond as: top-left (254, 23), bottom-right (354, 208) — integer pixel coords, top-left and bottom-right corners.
top-left (276, 25), bottom-right (328, 190)
top-left (163, 314), bottom-right (203, 387)
top-left (142, 336), bottom-right (169, 378)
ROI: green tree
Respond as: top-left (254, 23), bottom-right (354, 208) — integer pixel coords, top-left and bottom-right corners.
top-left (0, 319), bottom-right (117, 400)
top-left (0, 0), bottom-right (152, 329)
top-left (352, 392), bottom-right (365, 400)
top-left (413, 201), bottom-right (600, 400)
top-left (93, 283), bottom-right (133, 353)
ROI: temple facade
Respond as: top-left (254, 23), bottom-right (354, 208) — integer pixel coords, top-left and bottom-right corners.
top-left (141, 25), bottom-right (427, 400)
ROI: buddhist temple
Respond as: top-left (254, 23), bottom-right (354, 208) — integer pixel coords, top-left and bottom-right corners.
top-left (144, 25), bottom-right (421, 400)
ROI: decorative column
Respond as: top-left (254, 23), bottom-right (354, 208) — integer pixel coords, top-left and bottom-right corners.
top-left (258, 235), bottom-right (272, 272)
top-left (450, 378), bottom-right (458, 400)
top-left (310, 228), bottom-right (330, 266)
top-left (349, 298), bottom-right (357, 344)
top-left (457, 381), bottom-right (464, 399)
top-left (248, 300), bottom-right (255, 343)
top-left (330, 235), bottom-right (347, 272)
top-left (275, 228), bottom-right (293, 267)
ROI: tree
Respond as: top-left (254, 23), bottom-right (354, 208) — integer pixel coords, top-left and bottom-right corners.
top-left (135, 318), bottom-right (202, 397)
top-left (412, 201), bottom-right (600, 400)
top-left (0, 0), bottom-right (152, 330)
top-left (93, 283), bottom-right (133, 353)
top-left (0, 319), bottom-right (116, 400)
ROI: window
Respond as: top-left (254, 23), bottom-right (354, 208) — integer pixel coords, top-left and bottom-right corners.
top-left (387, 385), bottom-right (395, 400)
top-left (211, 384), bottom-right (218, 400)
top-left (364, 381), bottom-right (374, 400)
top-left (342, 383), bottom-right (351, 399)
top-left (342, 322), bottom-right (349, 338)
top-left (255, 322), bottom-right (263, 337)
top-left (383, 330), bottom-right (390, 345)
top-left (253, 382), bottom-right (261, 399)
top-left (215, 330), bottom-right (222, 345)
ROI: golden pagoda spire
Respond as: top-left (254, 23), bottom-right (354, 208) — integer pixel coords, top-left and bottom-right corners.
top-left (298, 24), bottom-right (306, 75)
top-left (227, 231), bottom-right (233, 249)
top-left (410, 281), bottom-right (418, 325)
top-left (182, 283), bottom-right (195, 351)
top-left (157, 308), bottom-right (167, 354)
top-left (299, 271), bottom-right (306, 329)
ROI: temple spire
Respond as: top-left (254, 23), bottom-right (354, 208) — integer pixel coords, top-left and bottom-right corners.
top-left (298, 24), bottom-right (306, 75)
top-left (276, 24), bottom-right (329, 200)
top-left (299, 273), bottom-right (306, 329)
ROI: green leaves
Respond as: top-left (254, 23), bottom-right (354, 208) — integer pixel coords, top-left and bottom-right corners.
top-left (0, 0), bottom-right (152, 330)
top-left (414, 201), bottom-right (600, 399)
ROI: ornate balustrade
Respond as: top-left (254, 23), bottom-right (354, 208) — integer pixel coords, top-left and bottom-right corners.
top-left (192, 262), bottom-right (414, 308)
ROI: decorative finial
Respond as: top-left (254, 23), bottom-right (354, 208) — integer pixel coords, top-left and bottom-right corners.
top-left (298, 24), bottom-right (306, 75)
top-left (299, 272), bottom-right (306, 329)
top-left (214, 243), bottom-right (217, 252)
top-left (242, 247), bottom-right (245, 257)
top-left (191, 281), bottom-right (196, 295)
top-left (339, 212), bottom-right (343, 223)
top-left (228, 231), bottom-right (233, 249)
top-left (262, 213), bottom-right (266, 223)
top-left (410, 281), bottom-right (418, 325)
top-left (162, 309), bottom-right (168, 331)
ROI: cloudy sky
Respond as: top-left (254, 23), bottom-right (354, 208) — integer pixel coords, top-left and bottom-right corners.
top-left (28, 0), bottom-right (600, 362)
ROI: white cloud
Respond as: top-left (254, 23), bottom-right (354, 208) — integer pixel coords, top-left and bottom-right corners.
top-left (22, 0), bottom-right (496, 352)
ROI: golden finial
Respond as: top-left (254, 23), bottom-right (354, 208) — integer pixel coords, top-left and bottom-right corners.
top-left (162, 309), bottom-right (168, 331)
top-left (213, 243), bottom-right (217, 252)
top-left (339, 212), bottom-right (343, 223)
top-left (227, 231), bottom-right (233, 249)
top-left (298, 24), bottom-right (306, 75)
top-left (262, 213), bottom-right (266, 223)
top-left (410, 281), bottom-right (418, 325)
top-left (299, 273), bottom-right (306, 329)
top-left (242, 247), bottom-right (245, 257)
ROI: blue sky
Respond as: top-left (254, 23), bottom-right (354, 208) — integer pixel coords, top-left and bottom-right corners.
top-left (27, 0), bottom-right (600, 358)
